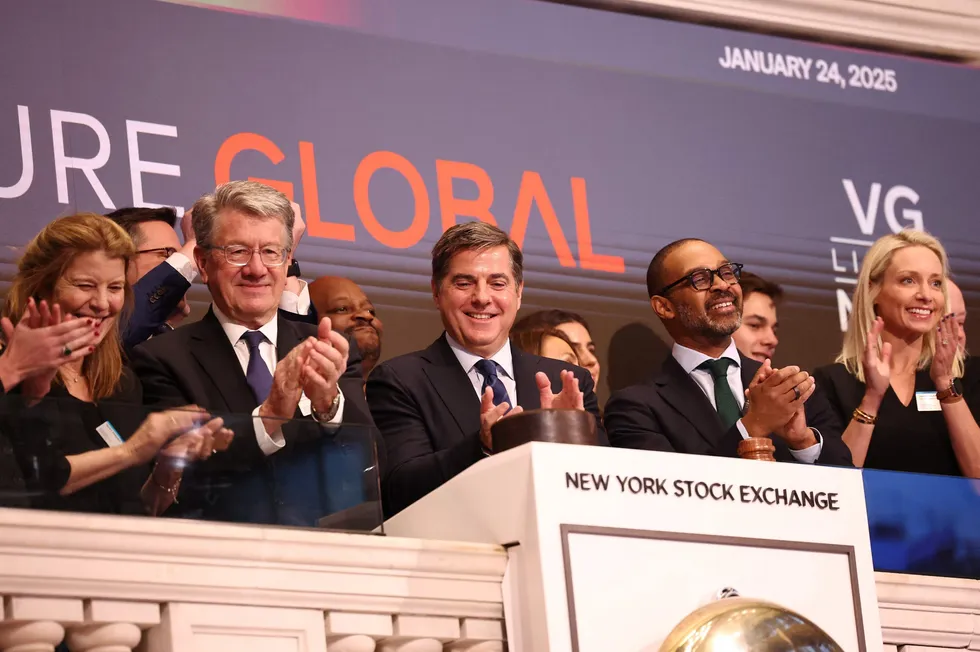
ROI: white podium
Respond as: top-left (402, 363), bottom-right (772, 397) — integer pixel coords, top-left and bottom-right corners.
top-left (385, 442), bottom-right (883, 652)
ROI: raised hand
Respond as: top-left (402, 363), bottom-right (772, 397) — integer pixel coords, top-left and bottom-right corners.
top-left (300, 317), bottom-right (350, 416)
top-left (0, 299), bottom-right (100, 397)
top-left (863, 316), bottom-right (892, 400)
top-left (479, 386), bottom-right (522, 452)
top-left (931, 313), bottom-right (959, 391)
top-left (260, 338), bottom-right (314, 424)
top-left (537, 370), bottom-right (584, 410)
top-left (290, 201), bottom-right (306, 250)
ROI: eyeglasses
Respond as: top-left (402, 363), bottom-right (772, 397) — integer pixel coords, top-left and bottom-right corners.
top-left (208, 245), bottom-right (290, 267)
top-left (658, 262), bottom-right (743, 295)
top-left (138, 247), bottom-right (177, 259)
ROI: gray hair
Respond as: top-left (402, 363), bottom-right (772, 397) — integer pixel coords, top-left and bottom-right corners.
top-left (191, 180), bottom-right (295, 249)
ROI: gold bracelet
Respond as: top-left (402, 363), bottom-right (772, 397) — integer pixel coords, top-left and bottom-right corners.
top-left (150, 472), bottom-right (181, 504)
top-left (852, 407), bottom-right (877, 425)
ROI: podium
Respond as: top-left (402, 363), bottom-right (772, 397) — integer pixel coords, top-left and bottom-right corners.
top-left (385, 442), bottom-right (883, 652)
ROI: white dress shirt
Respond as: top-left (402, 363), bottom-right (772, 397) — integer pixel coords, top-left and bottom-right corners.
top-left (165, 252), bottom-right (311, 314)
top-left (446, 335), bottom-right (518, 407)
top-left (212, 304), bottom-right (345, 456)
top-left (671, 340), bottom-right (822, 463)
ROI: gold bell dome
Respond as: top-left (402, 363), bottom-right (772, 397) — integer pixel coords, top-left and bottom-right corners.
top-left (660, 596), bottom-right (844, 652)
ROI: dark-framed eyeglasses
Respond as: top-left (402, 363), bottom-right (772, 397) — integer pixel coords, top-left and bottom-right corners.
top-left (207, 245), bottom-right (290, 267)
top-left (137, 247), bottom-right (177, 259)
top-left (658, 262), bottom-right (743, 296)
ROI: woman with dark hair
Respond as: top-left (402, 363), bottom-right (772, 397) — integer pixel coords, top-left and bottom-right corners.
top-left (512, 309), bottom-right (600, 386)
top-left (0, 213), bottom-right (231, 515)
top-left (511, 326), bottom-right (580, 367)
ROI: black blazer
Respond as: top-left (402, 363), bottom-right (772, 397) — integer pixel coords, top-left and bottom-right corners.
top-left (813, 362), bottom-right (962, 476)
top-left (1, 368), bottom-right (149, 514)
top-left (604, 352), bottom-right (852, 466)
top-left (130, 308), bottom-right (376, 524)
top-left (366, 334), bottom-right (606, 517)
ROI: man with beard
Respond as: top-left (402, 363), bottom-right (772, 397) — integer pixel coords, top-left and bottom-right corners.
top-left (309, 276), bottom-right (384, 380)
top-left (604, 239), bottom-right (851, 465)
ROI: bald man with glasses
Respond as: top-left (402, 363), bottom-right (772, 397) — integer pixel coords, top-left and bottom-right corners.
top-left (604, 238), bottom-right (851, 466)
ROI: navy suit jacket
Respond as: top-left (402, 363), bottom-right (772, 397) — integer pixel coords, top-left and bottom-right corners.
top-left (124, 262), bottom-right (319, 351)
top-left (131, 309), bottom-right (376, 526)
top-left (366, 334), bottom-right (606, 517)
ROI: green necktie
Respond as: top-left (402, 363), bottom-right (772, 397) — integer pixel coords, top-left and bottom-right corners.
top-left (697, 358), bottom-right (741, 430)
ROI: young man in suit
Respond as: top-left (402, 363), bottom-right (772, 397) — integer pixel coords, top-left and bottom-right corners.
top-left (107, 203), bottom-right (318, 351)
top-left (367, 222), bottom-right (605, 516)
top-left (131, 181), bottom-right (374, 525)
top-left (604, 238), bottom-right (851, 466)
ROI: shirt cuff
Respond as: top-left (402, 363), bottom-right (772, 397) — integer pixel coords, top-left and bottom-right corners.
top-left (252, 405), bottom-right (285, 456)
top-left (280, 279), bottom-right (310, 315)
top-left (323, 389), bottom-right (346, 424)
top-left (736, 421), bottom-right (823, 464)
top-left (165, 252), bottom-right (198, 283)
top-left (789, 428), bottom-right (823, 464)
top-left (736, 419), bottom-right (750, 440)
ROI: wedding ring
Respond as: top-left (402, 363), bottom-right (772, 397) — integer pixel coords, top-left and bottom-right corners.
top-left (169, 415), bottom-right (178, 429)
top-left (942, 338), bottom-right (949, 346)
top-left (62, 346), bottom-right (72, 356)
top-left (211, 448), bottom-right (217, 455)
top-left (793, 386), bottom-right (801, 401)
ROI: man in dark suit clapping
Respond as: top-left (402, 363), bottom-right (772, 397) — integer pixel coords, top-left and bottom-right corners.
top-left (604, 238), bottom-right (851, 466)
top-left (131, 181), bottom-right (373, 525)
top-left (367, 222), bottom-right (604, 517)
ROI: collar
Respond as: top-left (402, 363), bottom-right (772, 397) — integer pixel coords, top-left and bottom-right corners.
top-left (672, 339), bottom-right (741, 375)
top-left (445, 333), bottom-right (514, 379)
top-left (212, 303), bottom-right (278, 348)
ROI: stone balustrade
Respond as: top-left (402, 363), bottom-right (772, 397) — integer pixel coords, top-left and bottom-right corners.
top-left (0, 508), bottom-right (977, 651)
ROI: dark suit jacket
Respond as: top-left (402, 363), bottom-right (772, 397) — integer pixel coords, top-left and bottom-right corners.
top-left (366, 334), bottom-right (606, 517)
top-left (125, 262), bottom-right (191, 350)
top-left (124, 262), bottom-right (319, 351)
top-left (130, 309), bottom-right (376, 525)
top-left (604, 352), bottom-right (852, 466)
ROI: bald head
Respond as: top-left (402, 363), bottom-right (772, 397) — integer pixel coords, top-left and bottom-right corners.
top-left (309, 276), bottom-right (384, 377)
top-left (948, 279), bottom-right (967, 352)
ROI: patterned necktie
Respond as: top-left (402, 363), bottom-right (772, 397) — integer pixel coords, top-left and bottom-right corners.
top-left (697, 358), bottom-right (741, 430)
top-left (474, 358), bottom-right (512, 407)
top-left (241, 330), bottom-right (273, 403)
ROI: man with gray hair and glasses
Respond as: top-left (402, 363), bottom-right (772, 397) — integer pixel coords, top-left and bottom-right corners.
top-left (132, 180), bottom-right (374, 525)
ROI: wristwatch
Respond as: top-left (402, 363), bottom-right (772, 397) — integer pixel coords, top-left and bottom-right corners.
top-left (936, 378), bottom-right (964, 403)
top-left (311, 392), bottom-right (341, 423)
top-left (286, 259), bottom-right (301, 278)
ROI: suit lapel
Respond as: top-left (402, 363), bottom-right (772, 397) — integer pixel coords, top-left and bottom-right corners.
top-left (512, 345), bottom-right (541, 410)
top-left (655, 355), bottom-right (728, 447)
top-left (421, 335), bottom-right (481, 438)
top-left (190, 309), bottom-right (256, 413)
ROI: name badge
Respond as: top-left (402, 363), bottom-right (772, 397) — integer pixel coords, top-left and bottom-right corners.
top-left (914, 391), bottom-right (942, 412)
top-left (96, 421), bottom-right (124, 447)
top-left (298, 392), bottom-right (313, 417)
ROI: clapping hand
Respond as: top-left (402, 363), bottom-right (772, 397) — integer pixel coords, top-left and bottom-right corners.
top-left (0, 299), bottom-right (100, 398)
top-left (300, 317), bottom-right (349, 416)
top-left (931, 313), bottom-right (960, 391)
top-left (863, 317), bottom-right (892, 399)
top-left (537, 370), bottom-right (584, 410)
top-left (479, 387), bottom-right (522, 452)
